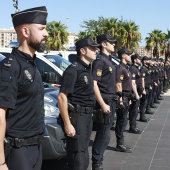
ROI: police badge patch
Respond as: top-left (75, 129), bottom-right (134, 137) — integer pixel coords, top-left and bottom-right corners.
top-left (132, 73), bottom-right (136, 78)
top-left (96, 69), bottom-right (102, 76)
top-left (120, 75), bottom-right (124, 80)
top-left (24, 70), bottom-right (33, 82)
top-left (84, 76), bottom-right (88, 84)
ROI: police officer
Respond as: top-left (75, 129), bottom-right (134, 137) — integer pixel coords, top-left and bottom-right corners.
top-left (157, 59), bottom-right (164, 100)
top-left (139, 56), bottom-right (154, 116)
top-left (91, 33), bottom-right (117, 170)
top-left (151, 60), bottom-right (160, 105)
top-left (115, 48), bottom-right (133, 152)
top-left (150, 60), bottom-right (158, 108)
top-left (0, 6), bottom-right (48, 170)
top-left (128, 54), bottom-right (143, 133)
top-left (58, 37), bottom-right (99, 170)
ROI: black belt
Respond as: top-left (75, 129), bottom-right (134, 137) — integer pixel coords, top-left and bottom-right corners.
top-left (6, 135), bottom-right (43, 148)
top-left (75, 106), bottom-right (94, 114)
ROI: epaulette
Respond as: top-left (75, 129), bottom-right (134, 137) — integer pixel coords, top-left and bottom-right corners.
top-left (96, 54), bottom-right (101, 60)
top-left (71, 61), bottom-right (78, 67)
top-left (2, 54), bottom-right (14, 69)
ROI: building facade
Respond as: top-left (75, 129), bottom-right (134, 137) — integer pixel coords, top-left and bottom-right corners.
top-left (135, 46), bottom-right (153, 58)
top-left (0, 28), bottom-right (17, 48)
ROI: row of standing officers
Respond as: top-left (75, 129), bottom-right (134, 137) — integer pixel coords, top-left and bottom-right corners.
top-left (58, 33), bottom-right (167, 170)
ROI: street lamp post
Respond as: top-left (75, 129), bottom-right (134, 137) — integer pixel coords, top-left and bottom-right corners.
top-left (13, 0), bottom-right (19, 13)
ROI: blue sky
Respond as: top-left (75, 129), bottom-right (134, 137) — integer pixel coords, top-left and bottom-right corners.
top-left (1, 0), bottom-right (170, 45)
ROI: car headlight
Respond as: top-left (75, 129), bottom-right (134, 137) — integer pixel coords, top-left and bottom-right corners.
top-left (44, 103), bottom-right (59, 118)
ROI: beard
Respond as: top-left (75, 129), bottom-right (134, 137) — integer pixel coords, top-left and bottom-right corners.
top-left (28, 34), bottom-right (46, 52)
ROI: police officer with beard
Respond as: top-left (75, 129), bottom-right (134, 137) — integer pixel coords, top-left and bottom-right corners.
top-left (91, 33), bottom-right (117, 170)
top-left (0, 6), bottom-right (48, 170)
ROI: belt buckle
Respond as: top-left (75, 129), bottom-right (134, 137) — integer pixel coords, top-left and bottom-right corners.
top-left (86, 107), bottom-right (90, 113)
top-left (15, 138), bottom-right (24, 148)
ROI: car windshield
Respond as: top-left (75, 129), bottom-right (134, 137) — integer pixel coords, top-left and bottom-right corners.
top-left (43, 55), bottom-right (71, 71)
top-left (0, 53), bottom-right (6, 62)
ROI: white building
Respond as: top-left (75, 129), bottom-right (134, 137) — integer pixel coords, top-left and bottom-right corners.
top-left (64, 33), bottom-right (78, 50)
top-left (0, 28), bottom-right (17, 48)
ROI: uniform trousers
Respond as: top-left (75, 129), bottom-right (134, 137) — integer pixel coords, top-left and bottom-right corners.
top-left (140, 89), bottom-right (149, 113)
top-left (129, 99), bottom-right (140, 128)
top-left (92, 101), bottom-right (115, 164)
top-left (115, 100), bottom-right (129, 141)
top-left (6, 144), bottom-right (42, 170)
top-left (66, 112), bottom-right (93, 170)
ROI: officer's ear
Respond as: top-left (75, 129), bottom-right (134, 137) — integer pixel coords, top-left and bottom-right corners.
top-left (21, 25), bottom-right (31, 38)
top-left (80, 47), bottom-right (87, 55)
top-left (101, 41), bottom-right (107, 48)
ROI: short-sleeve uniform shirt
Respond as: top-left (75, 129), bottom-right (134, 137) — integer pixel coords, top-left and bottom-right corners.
top-left (140, 65), bottom-right (151, 87)
top-left (60, 58), bottom-right (95, 107)
top-left (92, 52), bottom-right (116, 94)
top-left (0, 48), bottom-right (45, 138)
top-left (116, 62), bottom-right (132, 91)
top-left (130, 65), bottom-right (142, 86)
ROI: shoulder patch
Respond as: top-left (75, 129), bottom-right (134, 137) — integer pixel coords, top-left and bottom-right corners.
top-left (96, 69), bottom-right (102, 76)
top-left (132, 73), bottom-right (136, 77)
top-left (120, 75), bottom-right (124, 80)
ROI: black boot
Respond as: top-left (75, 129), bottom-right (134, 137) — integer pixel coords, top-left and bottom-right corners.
top-left (154, 100), bottom-right (160, 104)
top-left (92, 162), bottom-right (103, 170)
top-left (116, 139), bottom-right (132, 153)
top-left (157, 96), bottom-right (163, 100)
top-left (150, 103), bottom-right (157, 108)
top-left (129, 125), bottom-right (142, 134)
top-left (139, 112), bottom-right (150, 122)
top-left (145, 107), bottom-right (154, 114)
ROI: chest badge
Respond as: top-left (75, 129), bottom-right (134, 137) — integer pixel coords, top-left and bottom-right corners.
top-left (96, 69), bottom-right (102, 77)
top-left (24, 70), bottom-right (32, 81)
top-left (109, 67), bottom-right (112, 73)
top-left (84, 76), bottom-right (88, 84)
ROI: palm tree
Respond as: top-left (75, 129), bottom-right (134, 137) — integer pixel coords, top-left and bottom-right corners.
top-left (120, 21), bottom-right (141, 50)
top-left (46, 21), bottom-right (69, 50)
top-left (145, 29), bottom-right (163, 58)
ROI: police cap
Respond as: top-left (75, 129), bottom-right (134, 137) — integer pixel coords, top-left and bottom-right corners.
top-left (131, 54), bottom-right (142, 63)
top-left (142, 56), bottom-right (149, 62)
top-left (11, 6), bottom-right (48, 28)
top-left (96, 33), bottom-right (117, 44)
top-left (117, 48), bottom-right (132, 58)
top-left (75, 37), bottom-right (100, 50)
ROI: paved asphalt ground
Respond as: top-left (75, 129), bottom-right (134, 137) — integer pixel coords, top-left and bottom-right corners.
top-left (42, 90), bottom-right (170, 170)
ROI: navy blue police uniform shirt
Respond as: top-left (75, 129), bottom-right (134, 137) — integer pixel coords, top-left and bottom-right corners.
top-left (152, 65), bottom-right (159, 83)
top-left (0, 48), bottom-right (45, 138)
top-left (130, 65), bottom-right (142, 86)
top-left (116, 62), bottom-right (132, 91)
top-left (140, 65), bottom-right (151, 87)
top-left (60, 58), bottom-right (95, 107)
top-left (92, 52), bottom-right (116, 94)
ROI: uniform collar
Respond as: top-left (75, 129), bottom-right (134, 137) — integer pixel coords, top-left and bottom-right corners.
top-left (100, 52), bottom-right (111, 61)
top-left (77, 58), bottom-right (91, 70)
top-left (120, 62), bottom-right (127, 68)
top-left (12, 48), bottom-right (36, 64)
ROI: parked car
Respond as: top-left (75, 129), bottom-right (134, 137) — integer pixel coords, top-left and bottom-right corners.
top-left (0, 48), bottom-right (71, 87)
top-left (0, 53), bottom-right (66, 160)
